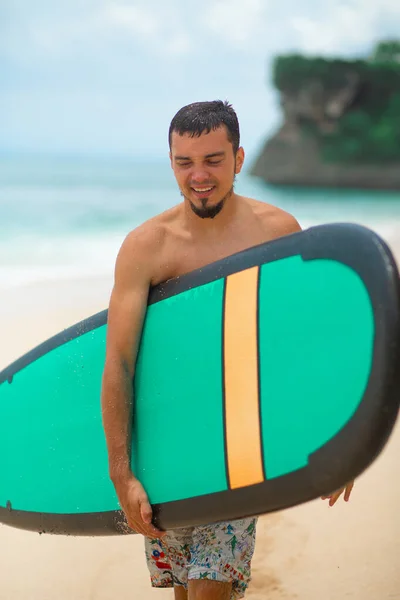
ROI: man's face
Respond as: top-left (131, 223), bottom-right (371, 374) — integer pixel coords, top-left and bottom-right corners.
top-left (170, 126), bottom-right (244, 219)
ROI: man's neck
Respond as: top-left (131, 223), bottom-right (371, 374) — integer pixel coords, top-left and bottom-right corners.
top-left (182, 192), bottom-right (241, 237)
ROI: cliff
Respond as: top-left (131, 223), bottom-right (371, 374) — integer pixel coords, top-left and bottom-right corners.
top-left (250, 42), bottom-right (400, 190)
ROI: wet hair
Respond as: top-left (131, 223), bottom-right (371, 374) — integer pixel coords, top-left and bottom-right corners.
top-left (168, 100), bottom-right (240, 154)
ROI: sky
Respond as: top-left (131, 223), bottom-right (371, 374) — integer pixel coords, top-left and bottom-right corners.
top-left (2, 0), bottom-right (400, 160)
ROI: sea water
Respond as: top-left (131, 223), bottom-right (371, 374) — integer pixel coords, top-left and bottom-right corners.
top-left (1, 153), bottom-right (400, 291)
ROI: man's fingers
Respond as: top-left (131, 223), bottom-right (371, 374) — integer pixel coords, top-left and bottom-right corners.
top-left (344, 481), bottom-right (354, 502)
top-left (127, 521), bottom-right (143, 534)
top-left (329, 489), bottom-right (343, 506)
top-left (139, 497), bottom-right (166, 535)
top-left (128, 521), bottom-right (155, 537)
top-left (123, 508), bottom-right (165, 537)
top-left (145, 525), bottom-right (166, 538)
top-left (140, 498), bottom-right (153, 525)
top-left (132, 520), bottom-right (164, 538)
top-left (321, 481), bottom-right (354, 506)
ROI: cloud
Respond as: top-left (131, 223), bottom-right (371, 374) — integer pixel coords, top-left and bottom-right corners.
top-left (165, 33), bottom-right (192, 56)
top-left (101, 2), bottom-right (195, 57)
top-left (3, 0), bottom-right (400, 156)
top-left (101, 3), bottom-right (160, 38)
top-left (6, 0), bottom-right (400, 72)
top-left (289, 0), bottom-right (400, 56)
top-left (203, 0), bottom-right (269, 46)
top-left (1, 0), bottom-right (194, 67)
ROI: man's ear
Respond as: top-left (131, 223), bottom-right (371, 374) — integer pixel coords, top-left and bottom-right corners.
top-left (235, 147), bottom-right (245, 174)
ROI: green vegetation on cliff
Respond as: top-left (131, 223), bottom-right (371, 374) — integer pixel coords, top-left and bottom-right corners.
top-left (272, 41), bottom-right (400, 164)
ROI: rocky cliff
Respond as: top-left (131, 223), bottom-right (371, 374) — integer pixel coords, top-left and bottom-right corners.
top-left (251, 43), bottom-right (400, 190)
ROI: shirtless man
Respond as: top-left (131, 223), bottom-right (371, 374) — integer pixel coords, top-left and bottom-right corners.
top-left (101, 100), bottom-right (354, 600)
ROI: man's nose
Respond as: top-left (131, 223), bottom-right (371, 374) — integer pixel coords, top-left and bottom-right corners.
top-left (190, 168), bottom-right (211, 183)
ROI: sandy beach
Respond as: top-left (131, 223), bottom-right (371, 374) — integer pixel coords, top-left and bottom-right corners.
top-left (1, 238), bottom-right (400, 600)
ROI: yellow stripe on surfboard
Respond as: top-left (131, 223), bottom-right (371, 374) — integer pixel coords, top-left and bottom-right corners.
top-left (223, 266), bottom-right (264, 489)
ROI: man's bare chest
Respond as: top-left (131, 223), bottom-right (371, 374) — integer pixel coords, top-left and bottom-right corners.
top-left (153, 225), bottom-right (276, 286)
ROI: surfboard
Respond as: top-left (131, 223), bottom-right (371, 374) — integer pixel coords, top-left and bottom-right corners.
top-left (1, 223), bottom-right (399, 536)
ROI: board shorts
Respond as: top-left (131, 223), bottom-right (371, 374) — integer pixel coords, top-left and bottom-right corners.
top-left (144, 517), bottom-right (258, 599)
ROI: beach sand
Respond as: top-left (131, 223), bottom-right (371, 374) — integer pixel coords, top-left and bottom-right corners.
top-left (1, 243), bottom-right (400, 600)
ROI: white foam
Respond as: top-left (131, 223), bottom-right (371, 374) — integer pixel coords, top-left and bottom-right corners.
top-left (1, 217), bottom-right (400, 291)
top-left (0, 232), bottom-right (124, 290)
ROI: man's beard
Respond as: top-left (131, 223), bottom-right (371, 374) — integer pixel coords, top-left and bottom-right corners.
top-left (182, 179), bottom-right (235, 220)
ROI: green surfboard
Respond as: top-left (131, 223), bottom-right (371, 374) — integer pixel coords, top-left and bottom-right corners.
top-left (1, 223), bottom-right (399, 535)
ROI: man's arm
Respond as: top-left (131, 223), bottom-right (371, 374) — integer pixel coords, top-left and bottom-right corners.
top-left (101, 228), bottom-right (165, 536)
top-left (102, 230), bottom-right (148, 481)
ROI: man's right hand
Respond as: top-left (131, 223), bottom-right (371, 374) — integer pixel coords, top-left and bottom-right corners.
top-left (114, 475), bottom-right (166, 538)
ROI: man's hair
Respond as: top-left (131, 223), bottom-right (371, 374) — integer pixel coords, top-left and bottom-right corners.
top-left (168, 100), bottom-right (240, 154)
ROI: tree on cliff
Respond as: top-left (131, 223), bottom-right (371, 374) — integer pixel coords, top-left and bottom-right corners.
top-left (270, 40), bottom-right (400, 164)
top-left (371, 40), bottom-right (400, 64)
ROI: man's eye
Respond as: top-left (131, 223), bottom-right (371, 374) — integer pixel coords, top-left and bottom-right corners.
top-left (208, 160), bottom-right (222, 165)
top-left (178, 162), bottom-right (191, 167)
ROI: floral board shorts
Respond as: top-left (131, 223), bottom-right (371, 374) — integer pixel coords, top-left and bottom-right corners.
top-left (144, 517), bottom-right (258, 599)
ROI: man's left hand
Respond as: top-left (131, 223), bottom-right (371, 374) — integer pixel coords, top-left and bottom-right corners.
top-left (321, 481), bottom-right (354, 507)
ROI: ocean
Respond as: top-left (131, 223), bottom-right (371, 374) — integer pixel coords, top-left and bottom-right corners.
top-left (1, 154), bottom-right (400, 291)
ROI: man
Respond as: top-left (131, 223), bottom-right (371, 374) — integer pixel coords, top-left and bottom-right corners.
top-left (101, 100), bottom-right (354, 600)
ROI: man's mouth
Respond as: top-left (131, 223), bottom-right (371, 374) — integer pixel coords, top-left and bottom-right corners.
top-left (191, 186), bottom-right (215, 198)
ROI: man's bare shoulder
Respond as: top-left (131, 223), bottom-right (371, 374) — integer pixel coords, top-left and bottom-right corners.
top-left (247, 197), bottom-right (302, 236)
top-left (119, 205), bottom-right (182, 260)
